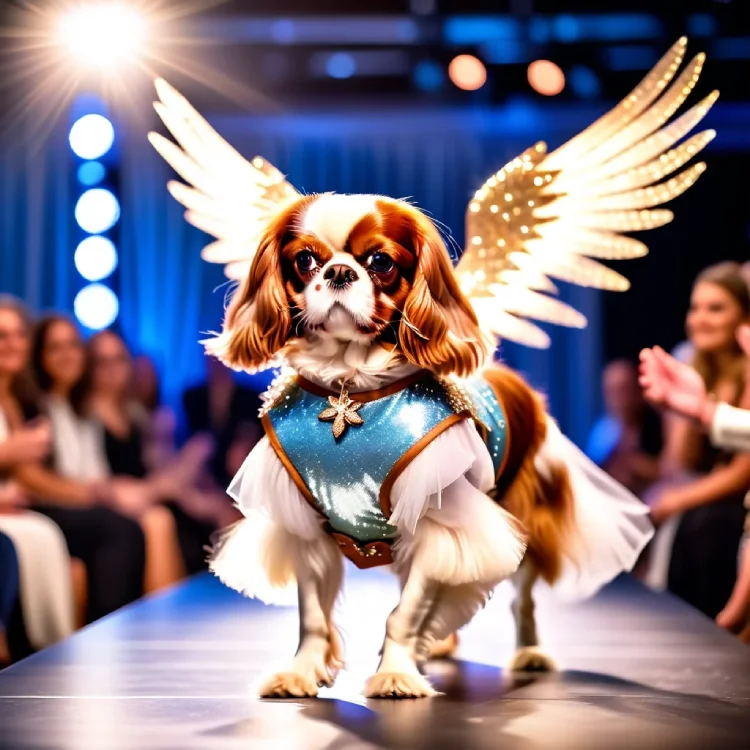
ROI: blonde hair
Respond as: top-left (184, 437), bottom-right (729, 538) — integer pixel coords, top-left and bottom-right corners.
top-left (690, 261), bottom-right (750, 406)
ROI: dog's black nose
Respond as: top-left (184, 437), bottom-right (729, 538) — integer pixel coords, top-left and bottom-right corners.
top-left (324, 264), bottom-right (359, 288)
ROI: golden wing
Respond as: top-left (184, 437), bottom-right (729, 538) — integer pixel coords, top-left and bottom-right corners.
top-left (456, 37), bottom-right (717, 348)
top-left (147, 79), bottom-right (300, 280)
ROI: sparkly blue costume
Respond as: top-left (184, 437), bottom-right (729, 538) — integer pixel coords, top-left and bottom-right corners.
top-left (261, 372), bottom-right (509, 567)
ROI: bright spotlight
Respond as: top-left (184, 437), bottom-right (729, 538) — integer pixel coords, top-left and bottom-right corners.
top-left (448, 55), bottom-right (487, 91)
top-left (75, 188), bottom-right (120, 234)
top-left (528, 60), bottom-right (565, 96)
top-left (69, 114), bottom-right (114, 159)
top-left (58, 4), bottom-right (145, 69)
top-left (74, 236), bottom-right (118, 282)
top-left (74, 284), bottom-right (119, 330)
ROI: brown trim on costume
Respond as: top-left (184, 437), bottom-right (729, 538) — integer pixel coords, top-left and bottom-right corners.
top-left (296, 370), bottom-right (427, 402)
top-left (480, 375), bottom-right (512, 482)
top-left (379, 411), bottom-right (470, 518)
top-left (260, 412), bottom-right (323, 517)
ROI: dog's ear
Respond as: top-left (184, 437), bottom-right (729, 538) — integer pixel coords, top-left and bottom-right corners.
top-left (204, 221), bottom-right (293, 371)
top-left (397, 209), bottom-right (490, 377)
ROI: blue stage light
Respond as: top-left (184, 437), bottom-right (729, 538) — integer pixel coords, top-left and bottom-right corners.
top-left (553, 15), bottom-right (580, 42)
top-left (74, 236), bottom-right (118, 282)
top-left (75, 188), bottom-right (120, 234)
top-left (326, 52), bottom-right (356, 79)
top-left (77, 161), bottom-right (107, 186)
top-left (69, 114), bottom-right (115, 160)
top-left (74, 284), bottom-right (119, 330)
top-left (413, 60), bottom-right (444, 92)
top-left (568, 65), bottom-right (601, 99)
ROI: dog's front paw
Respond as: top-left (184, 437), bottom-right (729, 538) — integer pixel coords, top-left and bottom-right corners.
top-left (260, 671), bottom-right (321, 698)
top-left (364, 672), bottom-right (438, 699)
top-left (508, 646), bottom-right (556, 673)
top-left (259, 651), bottom-right (338, 698)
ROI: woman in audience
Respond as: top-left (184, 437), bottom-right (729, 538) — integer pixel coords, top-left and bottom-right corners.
top-left (647, 262), bottom-right (750, 618)
top-left (30, 314), bottom-right (189, 594)
top-left (0, 299), bottom-right (146, 623)
top-left (87, 331), bottom-right (217, 576)
top-left (0, 298), bottom-right (76, 650)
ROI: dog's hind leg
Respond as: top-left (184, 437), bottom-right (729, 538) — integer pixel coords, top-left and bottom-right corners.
top-left (260, 532), bottom-right (344, 698)
top-left (508, 560), bottom-right (556, 672)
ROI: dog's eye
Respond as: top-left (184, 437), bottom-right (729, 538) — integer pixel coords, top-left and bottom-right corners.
top-left (296, 251), bottom-right (317, 273)
top-left (368, 252), bottom-right (394, 275)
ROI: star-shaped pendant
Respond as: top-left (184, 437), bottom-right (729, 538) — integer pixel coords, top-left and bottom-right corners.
top-left (318, 390), bottom-right (364, 439)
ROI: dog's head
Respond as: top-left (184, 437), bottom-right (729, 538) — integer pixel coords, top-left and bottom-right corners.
top-left (208, 194), bottom-right (489, 378)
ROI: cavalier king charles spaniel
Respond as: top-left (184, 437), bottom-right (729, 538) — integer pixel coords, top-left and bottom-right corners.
top-left (208, 192), bottom-right (650, 699)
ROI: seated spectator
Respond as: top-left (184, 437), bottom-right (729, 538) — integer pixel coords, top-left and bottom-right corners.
top-left (645, 262), bottom-right (750, 618)
top-left (130, 353), bottom-right (239, 530)
top-left (585, 359), bottom-right (661, 497)
top-left (0, 299), bottom-right (146, 623)
top-left (182, 357), bottom-right (263, 489)
top-left (29, 314), bottom-right (187, 595)
top-left (87, 330), bottom-right (217, 576)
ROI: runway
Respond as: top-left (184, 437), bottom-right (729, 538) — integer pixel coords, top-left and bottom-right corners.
top-left (0, 569), bottom-right (748, 750)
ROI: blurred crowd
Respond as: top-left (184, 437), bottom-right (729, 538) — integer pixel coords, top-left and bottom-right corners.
top-left (586, 261), bottom-right (750, 642)
top-left (3, 259), bottom-right (750, 666)
top-left (0, 297), bottom-right (262, 664)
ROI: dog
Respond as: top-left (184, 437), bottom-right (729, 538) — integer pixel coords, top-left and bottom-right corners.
top-left (206, 193), bottom-right (654, 698)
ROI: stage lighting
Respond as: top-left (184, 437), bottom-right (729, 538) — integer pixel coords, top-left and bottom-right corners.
top-left (528, 60), bottom-right (565, 96)
top-left (69, 114), bottom-right (114, 160)
top-left (448, 55), bottom-right (487, 91)
top-left (568, 65), bottom-right (601, 99)
top-left (58, 4), bottom-right (145, 69)
top-left (413, 60), bottom-right (445, 92)
top-left (75, 188), bottom-right (120, 234)
top-left (74, 236), bottom-right (118, 282)
top-left (326, 53), bottom-right (356, 79)
top-left (77, 161), bottom-right (107, 186)
top-left (74, 283), bottom-right (119, 330)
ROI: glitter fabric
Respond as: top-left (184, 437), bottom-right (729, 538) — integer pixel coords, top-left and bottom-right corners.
top-left (263, 374), bottom-right (509, 544)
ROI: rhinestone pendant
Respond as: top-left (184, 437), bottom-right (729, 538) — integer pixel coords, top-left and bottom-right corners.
top-left (318, 389), bottom-right (364, 439)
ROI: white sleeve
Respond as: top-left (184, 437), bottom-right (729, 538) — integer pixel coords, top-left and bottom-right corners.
top-left (227, 436), bottom-right (322, 541)
top-left (710, 402), bottom-right (750, 454)
top-left (388, 419), bottom-right (495, 534)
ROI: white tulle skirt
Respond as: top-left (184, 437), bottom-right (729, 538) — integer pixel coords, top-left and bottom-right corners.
top-left (536, 417), bottom-right (654, 600)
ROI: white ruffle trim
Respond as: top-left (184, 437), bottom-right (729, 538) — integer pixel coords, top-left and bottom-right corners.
top-left (537, 417), bottom-right (654, 600)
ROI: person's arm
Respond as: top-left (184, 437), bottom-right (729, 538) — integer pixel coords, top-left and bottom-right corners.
top-left (659, 412), bottom-right (699, 477)
top-left (12, 462), bottom-right (97, 507)
top-left (661, 452), bottom-right (750, 513)
top-left (709, 402), bottom-right (750, 454)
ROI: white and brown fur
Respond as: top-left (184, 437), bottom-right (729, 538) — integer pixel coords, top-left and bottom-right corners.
top-left (208, 193), bottom-right (574, 698)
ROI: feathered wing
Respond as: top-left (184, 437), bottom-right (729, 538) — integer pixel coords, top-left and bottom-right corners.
top-left (147, 79), bottom-right (300, 280)
top-left (456, 37), bottom-right (718, 348)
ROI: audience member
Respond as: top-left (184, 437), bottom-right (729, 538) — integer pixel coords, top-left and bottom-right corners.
top-left (640, 333), bottom-right (750, 641)
top-left (585, 359), bottom-right (661, 497)
top-left (87, 331), bottom-right (216, 576)
top-left (645, 262), bottom-right (750, 618)
top-left (182, 357), bottom-right (262, 488)
top-left (0, 301), bottom-right (146, 624)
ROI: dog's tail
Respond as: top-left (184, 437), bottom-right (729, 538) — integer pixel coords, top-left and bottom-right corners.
top-left (482, 366), bottom-right (575, 585)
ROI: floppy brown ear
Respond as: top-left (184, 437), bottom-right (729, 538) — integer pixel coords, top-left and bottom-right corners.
top-left (398, 212), bottom-right (490, 377)
top-left (204, 229), bottom-right (292, 371)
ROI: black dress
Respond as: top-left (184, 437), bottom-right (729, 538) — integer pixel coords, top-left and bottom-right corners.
top-left (103, 422), bottom-right (215, 576)
top-left (667, 439), bottom-right (747, 619)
